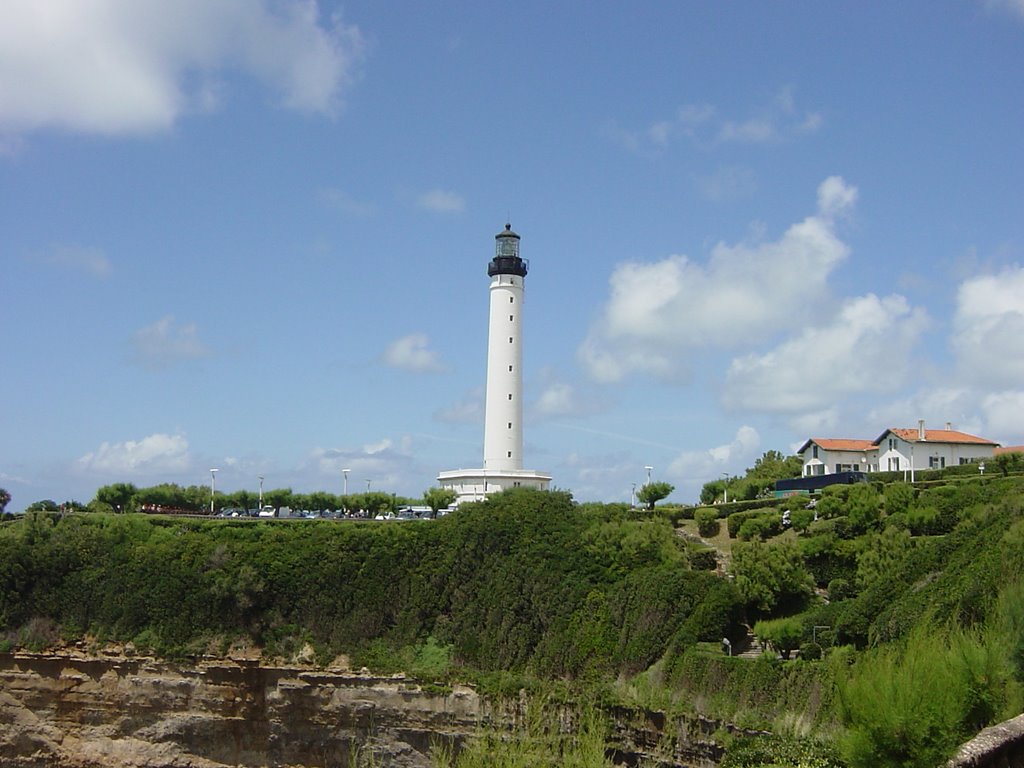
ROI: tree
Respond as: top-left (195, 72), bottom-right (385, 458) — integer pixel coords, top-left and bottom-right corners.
top-left (423, 487), bottom-right (458, 518)
top-left (94, 482), bottom-right (138, 513)
top-left (746, 451), bottom-right (804, 484)
top-left (754, 616), bottom-right (804, 659)
top-left (730, 539), bottom-right (814, 615)
top-left (0, 487), bottom-right (10, 514)
top-left (700, 480), bottom-right (724, 505)
top-left (636, 481), bottom-right (674, 510)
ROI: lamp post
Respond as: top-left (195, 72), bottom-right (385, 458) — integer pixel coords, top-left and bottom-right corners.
top-left (342, 468), bottom-right (350, 496)
top-left (721, 472), bottom-right (729, 503)
top-left (631, 482), bottom-right (636, 508)
top-left (258, 475), bottom-right (264, 510)
top-left (644, 465), bottom-right (653, 486)
top-left (365, 479), bottom-right (371, 493)
top-left (209, 468), bottom-right (219, 515)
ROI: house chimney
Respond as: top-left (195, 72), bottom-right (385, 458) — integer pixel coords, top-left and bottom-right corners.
top-left (945, 421), bottom-right (952, 431)
top-left (918, 419), bottom-right (926, 441)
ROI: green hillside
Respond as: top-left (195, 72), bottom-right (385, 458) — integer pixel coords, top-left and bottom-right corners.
top-left (3, 476), bottom-right (1024, 767)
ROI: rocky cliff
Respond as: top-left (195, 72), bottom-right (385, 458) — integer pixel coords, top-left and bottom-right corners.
top-left (0, 650), bottom-right (726, 767)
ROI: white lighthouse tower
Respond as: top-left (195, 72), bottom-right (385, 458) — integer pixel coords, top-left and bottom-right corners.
top-left (438, 224), bottom-right (551, 504)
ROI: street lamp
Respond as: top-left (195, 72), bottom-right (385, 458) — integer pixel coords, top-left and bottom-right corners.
top-left (644, 465), bottom-right (653, 486)
top-left (721, 472), bottom-right (729, 503)
top-left (631, 482), bottom-right (637, 508)
top-left (258, 475), bottom-right (264, 511)
top-left (365, 479), bottom-right (371, 492)
top-left (209, 468), bottom-right (219, 515)
top-left (342, 468), bottom-right (350, 496)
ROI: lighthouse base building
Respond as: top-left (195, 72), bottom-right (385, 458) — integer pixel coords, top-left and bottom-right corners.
top-left (438, 225), bottom-right (551, 505)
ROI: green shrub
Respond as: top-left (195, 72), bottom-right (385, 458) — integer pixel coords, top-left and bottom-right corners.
top-left (689, 547), bottom-right (718, 571)
top-left (838, 623), bottom-right (1013, 768)
top-left (884, 482), bottom-right (914, 516)
top-left (754, 616), bottom-right (803, 660)
top-left (721, 734), bottom-right (844, 768)
top-left (695, 508), bottom-right (720, 537)
top-left (827, 578), bottom-right (853, 602)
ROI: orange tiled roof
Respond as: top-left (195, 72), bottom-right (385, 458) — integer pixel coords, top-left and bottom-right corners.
top-left (879, 428), bottom-right (998, 446)
top-left (810, 438), bottom-right (875, 452)
top-left (995, 446), bottom-right (1024, 455)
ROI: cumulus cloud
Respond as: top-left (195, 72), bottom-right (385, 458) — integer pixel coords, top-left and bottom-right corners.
top-left (723, 293), bottom-right (930, 414)
top-left (528, 370), bottom-right (609, 422)
top-left (579, 176), bottom-right (857, 382)
top-left (667, 426), bottom-right (761, 481)
top-left (416, 188), bottom-right (465, 214)
top-left (952, 266), bottom-right (1024, 388)
top-left (382, 333), bottom-right (446, 373)
top-left (0, 0), bottom-right (365, 137)
top-left (129, 315), bottom-right (211, 370)
top-left (76, 433), bottom-right (190, 475)
top-left (38, 244), bottom-right (112, 276)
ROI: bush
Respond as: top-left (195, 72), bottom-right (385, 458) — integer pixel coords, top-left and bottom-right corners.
top-left (689, 547), bottom-right (718, 571)
top-left (754, 616), bottom-right (803, 660)
top-left (695, 508), bottom-right (720, 537)
top-left (838, 624), bottom-right (1013, 768)
top-left (828, 578), bottom-right (853, 601)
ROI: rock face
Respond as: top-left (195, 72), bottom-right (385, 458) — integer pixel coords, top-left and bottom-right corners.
top-left (0, 650), bottom-right (726, 768)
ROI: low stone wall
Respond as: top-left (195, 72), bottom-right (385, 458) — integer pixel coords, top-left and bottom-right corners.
top-left (946, 714), bottom-right (1024, 768)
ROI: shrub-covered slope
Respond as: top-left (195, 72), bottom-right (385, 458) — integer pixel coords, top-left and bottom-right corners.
top-left (0, 489), bottom-right (738, 677)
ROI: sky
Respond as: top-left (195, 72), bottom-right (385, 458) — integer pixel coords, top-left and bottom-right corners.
top-left (2, 1), bottom-right (1024, 510)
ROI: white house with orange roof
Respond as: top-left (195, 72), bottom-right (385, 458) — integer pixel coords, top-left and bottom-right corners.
top-left (798, 438), bottom-right (877, 476)
top-left (799, 421), bottom-right (1000, 478)
top-left (874, 421), bottom-right (1000, 473)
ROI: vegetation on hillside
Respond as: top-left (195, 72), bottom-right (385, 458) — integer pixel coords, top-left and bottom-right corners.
top-left (4, 465), bottom-right (1024, 768)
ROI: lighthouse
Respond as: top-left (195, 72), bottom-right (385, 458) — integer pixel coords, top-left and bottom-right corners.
top-left (438, 225), bottom-right (551, 504)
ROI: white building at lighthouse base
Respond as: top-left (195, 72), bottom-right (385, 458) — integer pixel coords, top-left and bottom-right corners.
top-left (437, 468), bottom-right (552, 506)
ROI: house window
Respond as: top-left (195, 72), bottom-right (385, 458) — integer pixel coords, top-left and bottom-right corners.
top-left (510, 296), bottom-right (514, 304)
top-left (813, 445), bottom-right (819, 459)
top-left (508, 393), bottom-right (512, 400)
top-left (509, 336), bottom-right (513, 343)
top-left (510, 315), bottom-right (514, 322)
top-left (508, 365), bottom-right (513, 372)
top-left (507, 451), bottom-right (512, 458)
top-left (929, 456), bottom-right (946, 469)
top-left (508, 422), bottom-right (512, 429)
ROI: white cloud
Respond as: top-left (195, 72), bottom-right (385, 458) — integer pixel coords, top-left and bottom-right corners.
top-left (528, 370), bottom-right (608, 422)
top-left (434, 389), bottom-right (484, 424)
top-left (382, 333), bottom-right (446, 373)
top-left (667, 426), bottom-right (761, 481)
top-left (723, 293), bottom-right (930, 414)
top-left (130, 315), bottom-right (211, 370)
top-left (0, 0), bottom-right (365, 136)
top-left (76, 433), bottom-right (190, 475)
top-left (982, 391), bottom-right (1024, 441)
top-left (696, 165), bottom-right (757, 202)
top-left (985, 0), bottom-right (1024, 21)
top-left (579, 176), bottom-right (857, 382)
top-left (38, 244), bottom-right (112, 276)
top-left (611, 87), bottom-right (821, 153)
top-left (952, 266), bottom-right (1024, 388)
top-left (416, 188), bottom-right (465, 214)
top-left (306, 439), bottom-right (416, 493)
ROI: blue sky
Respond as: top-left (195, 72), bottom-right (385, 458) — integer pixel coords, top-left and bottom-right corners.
top-left (3, 1), bottom-right (1024, 510)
